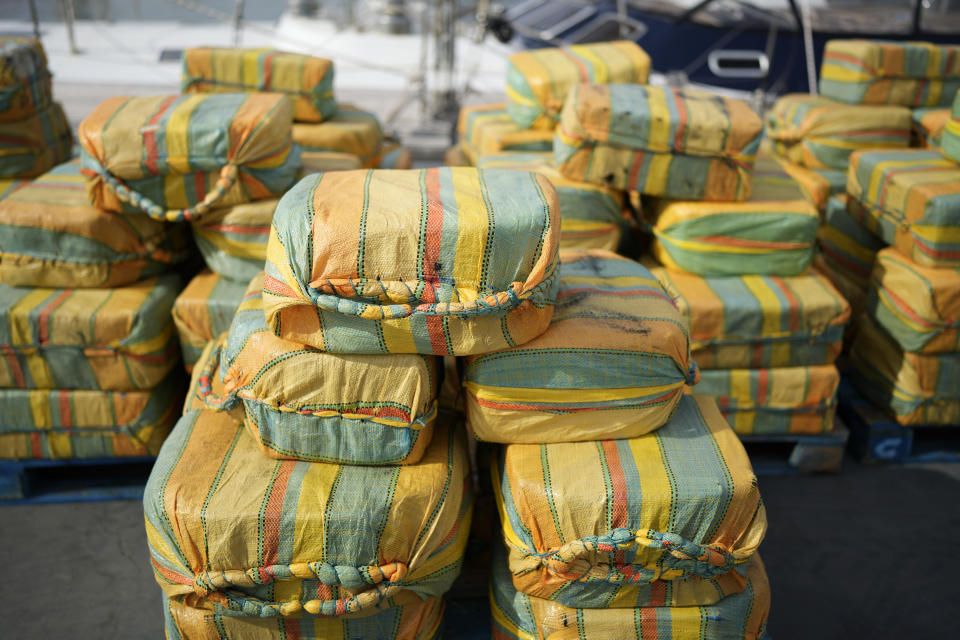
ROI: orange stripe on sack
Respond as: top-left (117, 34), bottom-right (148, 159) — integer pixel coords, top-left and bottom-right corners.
top-left (261, 460), bottom-right (295, 566)
top-left (37, 290), bottom-right (73, 345)
top-left (144, 96), bottom-right (179, 175)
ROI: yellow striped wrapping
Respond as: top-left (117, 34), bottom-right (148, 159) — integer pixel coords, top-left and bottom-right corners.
top-left (191, 199), bottom-right (277, 284)
top-left (493, 394), bottom-right (765, 610)
top-left (554, 84), bottom-right (763, 200)
top-left (912, 107), bottom-right (951, 147)
top-left (456, 103), bottom-right (554, 165)
top-left (850, 315), bottom-right (960, 426)
top-left (181, 47), bottom-right (335, 122)
top-left (0, 37), bottom-right (52, 123)
top-left (774, 156), bottom-right (846, 211)
top-left (171, 270), bottom-right (248, 372)
top-left (943, 89), bottom-right (960, 162)
top-left (507, 41), bottom-right (651, 130)
top-left (144, 408), bottom-right (471, 618)
top-left (464, 249), bottom-right (694, 444)
top-left (292, 103), bottom-right (383, 167)
top-left (263, 168), bottom-right (562, 356)
top-left (0, 100), bottom-right (72, 179)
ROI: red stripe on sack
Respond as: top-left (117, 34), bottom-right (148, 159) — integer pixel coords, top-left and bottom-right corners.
top-left (262, 275), bottom-right (301, 300)
top-left (671, 88), bottom-right (688, 153)
top-left (752, 342), bottom-right (765, 369)
top-left (420, 167), bottom-right (444, 304)
top-left (2, 345), bottom-right (27, 388)
top-left (263, 52), bottom-right (274, 91)
top-left (37, 290), bottom-right (72, 345)
top-left (600, 441), bottom-right (629, 529)
top-left (425, 315), bottom-right (449, 355)
top-left (756, 369), bottom-right (769, 405)
top-left (144, 95), bottom-right (179, 175)
top-left (880, 285), bottom-right (940, 327)
top-left (58, 391), bottom-right (72, 428)
top-left (283, 619), bottom-right (301, 640)
top-left (559, 48), bottom-right (591, 82)
top-left (150, 558), bottom-right (195, 586)
top-left (627, 150), bottom-right (645, 188)
top-left (912, 239), bottom-right (960, 261)
top-left (317, 583), bottom-right (333, 601)
top-left (475, 388), bottom-right (681, 413)
top-left (876, 163), bottom-right (947, 211)
top-left (772, 277), bottom-right (801, 333)
top-left (823, 51), bottom-right (877, 75)
top-left (30, 432), bottom-right (42, 458)
top-left (557, 287), bottom-right (671, 301)
top-left (698, 235), bottom-right (809, 249)
top-left (260, 460), bottom-right (295, 566)
top-left (194, 172), bottom-right (207, 202)
top-left (640, 606), bottom-right (658, 639)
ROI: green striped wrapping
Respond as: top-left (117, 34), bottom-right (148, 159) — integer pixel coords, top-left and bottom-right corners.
top-left (0, 371), bottom-right (183, 459)
top-left (817, 196), bottom-right (887, 287)
top-left (0, 37), bottom-right (52, 122)
top-left (0, 101), bottom-right (72, 179)
top-left (0, 161), bottom-right (191, 288)
top-left (191, 199), bottom-right (276, 283)
top-left (171, 270), bottom-right (247, 371)
top-left (943, 89), bottom-right (960, 162)
top-left (0, 274), bottom-right (182, 390)
top-left (912, 107), bottom-right (951, 147)
top-left (0, 178), bottom-right (26, 199)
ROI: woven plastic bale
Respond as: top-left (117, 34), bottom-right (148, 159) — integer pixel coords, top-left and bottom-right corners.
top-left (191, 199), bottom-right (277, 284)
top-left (0, 37), bottom-right (52, 123)
top-left (375, 138), bottom-right (413, 170)
top-left (464, 250), bottom-right (696, 443)
top-left (0, 273), bottom-right (182, 390)
top-left (0, 100), bottom-right (72, 179)
top-left (292, 103), bottom-right (383, 167)
top-left (765, 93), bottom-right (911, 170)
top-left (490, 543), bottom-right (770, 640)
top-left (171, 270), bottom-right (248, 372)
top-left (181, 47), bottom-right (335, 122)
top-left (942, 89), bottom-right (960, 162)
top-left (774, 156), bottom-right (846, 211)
top-left (457, 103), bottom-right (554, 165)
top-left (477, 152), bottom-right (625, 251)
top-left (912, 107), bottom-right (951, 148)
top-left (817, 195), bottom-right (886, 290)
top-left (819, 39), bottom-right (960, 107)
top-left (650, 261), bottom-right (851, 369)
top-left (493, 395), bottom-right (766, 609)
top-left (648, 153), bottom-right (820, 277)
top-left (143, 407), bottom-right (471, 618)
top-left (0, 160), bottom-right (191, 288)
top-left (694, 364), bottom-right (840, 435)
top-left (555, 84), bottom-right (763, 200)
top-left (0, 178), bottom-right (27, 199)
top-left (263, 168), bottom-right (561, 355)
top-left (0, 371), bottom-right (182, 460)
top-left (847, 148), bottom-right (960, 269)
top-left (506, 41), bottom-right (651, 130)
top-left (197, 273), bottom-right (440, 465)
top-left (78, 93), bottom-right (299, 222)
top-left (866, 247), bottom-right (960, 354)
top-left (850, 315), bottom-right (960, 426)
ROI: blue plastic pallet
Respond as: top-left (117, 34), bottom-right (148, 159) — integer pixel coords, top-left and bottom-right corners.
top-left (0, 456), bottom-right (156, 505)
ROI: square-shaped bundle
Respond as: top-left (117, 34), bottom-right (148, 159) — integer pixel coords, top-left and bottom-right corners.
top-left (912, 107), bottom-right (951, 148)
top-left (0, 372), bottom-right (181, 460)
top-left (490, 544), bottom-right (770, 640)
top-left (171, 270), bottom-right (247, 371)
top-left (181, 47), bottom-right (335, 122)
top-left (943, 90), bottom-right (960, 162)
top-left (0, 37), bottom-right (52, 123)
top-left (493, 395), bottom-right (765, 609)
top-left (817, 196), bottom-right (887, 289)
top-left (78, 93), bottom-right (299, 222)
top-left (191, 198), bottom-right (276, 283)
top-left (477, 152), bottom-right (625, 251)
top-left (695, 364), bottom-right (840, 435)
top-left (0, 274), bottom-right (181, 390)
top-left (292, 103), bottom-right (384, 168)
top-left (144, 408), bottom-right (471, 618)
top-left (866, 247), bottom-right (960, 354)
top-left (765, 93), bottom-right (911, 170)
top-left (648, 153), bottom-right (820, 277)
top-left (457, 103), bottom-right (554, 166)
top-left (555, 84), bottom-right (763, 200)
top-left (0, 160), bottom-right (190, 288)
top-left (850, 316), bottom-right (960, 426)
top-left (464, 250), bottom-right (694, 444)
top-left (506, 41), bottom-right (651, 130)
top-left (651, 263), bottom-right (851, 370)
top-left (819, 40), bottom-right (960, 107)
top-left (163, 593), bottom-right (443, 639)
top-left (205, 273), bottom-right (439, 465)
top-left (0, 101), bottom-right (72, 179)
top-left (775, 157), bottom-right (846, 211)
top-left (263, 168), bottom-right (561, 355)
top-left (847, 149), bottom-right (960, 268)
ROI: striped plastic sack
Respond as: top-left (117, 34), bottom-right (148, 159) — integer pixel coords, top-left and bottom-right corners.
top-left (0, 371), bottom-right (182, 460)
top-left (507, 41), bottom-right (651, 130)
top-left (457, 103), bottom-right (554, 165)
top-left (912, 107), bottom-right (951, 148)
top-left (650, 262), bottom-right (851, 369)
top-left (198, 273), bottom-right (440, 465)
top-left (0, 178), bottom-right (26, 199)
top-left (866, 247), bottom-right (960, 353)
top-left (192, 199), bottom-right (276, 284)
top-left (766, 94), bottom-right (911, 170)
top-left (850, 315), bottom-right (960, 426)
top-left (817, 195), bottom-right (886, 288)
top-left (163, 593), bottom-right (443, 640)
top-left (144, 407), bottom-right (471, 618)
top-left (464, 250), bottom-right (695, 444)
top-left (555, 85), bottom-right (763, 200)
top-left (774, 156), bottom-right (846, 211)
top-left (298, 150), bottom-right (363, 173)
top-left (494, 394), bottom-right (765, 609)
top-left (943, 90), bottom-right (960, 162)
top-left (695, 365), bottom-right (839, 435)
top-left (819, 39), bottom-right (960, 107)
top-left (0, 274), bottom-right (181, 390)
top-left (172, 270), bottom-right (247, 371)
top-left (0, 37), bottom-right (52, 123)
top-left (490, 538), bottom-right (770, 640)
top-left (181, 47), bottom-right (335, 122)
top-left (477, 152), bottom-right (625, 251)
top-left (648, 154), bottom-right (820, 277)
top-left (264, 168), bottom-right (561, 355)
top-left (847, 149), bottom-right (960, 268)
top-left (292, 104), bottom-right (383, 167)
top-left (78, 93), bottom-right (299, 222)
top-left (0, 161), bottom-right (191, 288)
top-left (0, 101), bottom-right (72, 179)
top-left (375, 139), bottom-right (413, 170)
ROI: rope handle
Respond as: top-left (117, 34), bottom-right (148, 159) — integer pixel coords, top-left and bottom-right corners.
top-left (97, 163), bottom-right (240, 222)
top-left (194, 339), bottom-right (238, 411)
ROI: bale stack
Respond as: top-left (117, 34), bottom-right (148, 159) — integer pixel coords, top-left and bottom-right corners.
top-left (0, 38), bottom-right (72, 180)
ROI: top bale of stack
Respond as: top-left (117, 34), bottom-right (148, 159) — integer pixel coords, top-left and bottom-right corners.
top-left (0, 38), bottom-right (52, 123)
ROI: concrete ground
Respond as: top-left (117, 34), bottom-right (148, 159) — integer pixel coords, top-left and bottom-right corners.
top-left (1, 458), bottom-right (959, 639)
